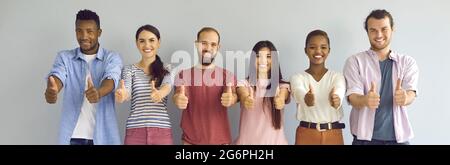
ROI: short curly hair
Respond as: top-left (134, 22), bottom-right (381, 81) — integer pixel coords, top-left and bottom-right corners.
top-left (76, 9), bottom-right (100, 29)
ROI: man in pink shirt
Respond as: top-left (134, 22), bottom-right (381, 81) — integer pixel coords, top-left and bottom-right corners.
top-left (343, 9), bottom-right (419, 145)
top-left (173, 27), bottom-right (238, 145)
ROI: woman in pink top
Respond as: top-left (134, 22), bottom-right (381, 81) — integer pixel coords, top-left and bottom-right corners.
top-left (234, 40), bottom-right (290, 145)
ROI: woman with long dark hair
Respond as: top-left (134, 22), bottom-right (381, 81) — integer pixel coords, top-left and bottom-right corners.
top-left (234, 40), bottom-right (290, 145)
top-left (115, 24), bottom-right (173, 144)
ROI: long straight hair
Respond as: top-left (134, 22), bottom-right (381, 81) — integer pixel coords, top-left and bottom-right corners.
top-left (247, 40), bottom-right (286, 129)
top-left (135, 24), bottom-right (169, 87)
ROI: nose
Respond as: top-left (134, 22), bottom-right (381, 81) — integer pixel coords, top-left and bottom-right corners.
top-left (259, 55), bottom-right (267, 65)
top-left (79, 31), bottom-right (89, 40)
top-left (205, 44), bottom-right (213, 52)
top-left (375, 30), bottom-right (383, 38)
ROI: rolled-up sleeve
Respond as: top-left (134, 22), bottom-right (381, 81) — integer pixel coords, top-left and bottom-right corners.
top-left (290, 75), bottom-right (304, 104)
top-left (47, 52), bottom-right (67, 87)
top-left (102, 53), bottom-right (123, 90)
top-left (403, 56), bottom-right (419, 96)
top-left (334, 73), bottom-right (346, 109)
top-left (343, 56), bottom-right (364, 97)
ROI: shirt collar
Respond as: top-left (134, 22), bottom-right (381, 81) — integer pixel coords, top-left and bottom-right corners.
top-left (367, 49), bottom-right (399, 62)
top-left (74, 44), bottom-right (104, 61)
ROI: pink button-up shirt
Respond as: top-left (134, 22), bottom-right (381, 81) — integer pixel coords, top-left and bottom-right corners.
top-left (343, 49), bottom-right (419, 143)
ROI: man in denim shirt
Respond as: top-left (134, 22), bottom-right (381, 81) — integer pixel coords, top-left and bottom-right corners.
top-left (45, 9), bottom-right (122, 145)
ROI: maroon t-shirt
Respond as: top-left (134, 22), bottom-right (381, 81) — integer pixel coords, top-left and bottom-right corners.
top-left (175, 66), bottom-right (236, 144)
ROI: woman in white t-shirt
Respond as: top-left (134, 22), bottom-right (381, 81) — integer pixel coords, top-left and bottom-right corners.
top-left (290, 30), bottom-right (346, 145)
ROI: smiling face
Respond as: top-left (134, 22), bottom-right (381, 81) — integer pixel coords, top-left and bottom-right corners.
top-left (136, 30), bottom-right (160, 59)
top-left (305, 35), bottom-right (330, 65)
top-left (256, 47), bottom-right (272, 75)
top-left (76, 20), bottom-right (101, 55)
top-left (196, 30), bottom-right (220, 66)
top-left (367, 16), bottom-right (393, 52)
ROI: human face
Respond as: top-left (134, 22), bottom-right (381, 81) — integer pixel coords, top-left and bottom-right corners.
top-left (196, 31), bottom-right (220, 66)
top-left (367, 17), bottom-right (393, 52)
top-left (305, 35), bottom-right (330, 65)
top-left (76, 20), bottom-right (101, 55)
top-left (256, 47), bottom-right (272, 75)
top-left (136, 30), bottom-right (160, 59)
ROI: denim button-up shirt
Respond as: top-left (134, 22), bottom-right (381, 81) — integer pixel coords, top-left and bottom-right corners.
top-left (48, 46), bottom-right (122, 145)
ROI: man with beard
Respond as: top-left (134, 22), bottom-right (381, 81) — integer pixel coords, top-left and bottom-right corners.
top-left (173, 27), bottom-right (237, 145)
top-left (343, 9), bottom-right (419, 145)
top-left (44, 9), bottom-right (122, 145)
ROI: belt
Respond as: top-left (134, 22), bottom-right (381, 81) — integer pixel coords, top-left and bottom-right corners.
top-left (299, 121), bottom-right (345, 132)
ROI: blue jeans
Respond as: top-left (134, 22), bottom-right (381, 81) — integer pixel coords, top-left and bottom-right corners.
top-left (352, 135), bottom-right (409, 145)
top-left (70, 138), bottom-right (94, 145)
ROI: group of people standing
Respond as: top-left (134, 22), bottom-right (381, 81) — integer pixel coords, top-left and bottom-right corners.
top-left (45, 9), bottom-right (418, 145)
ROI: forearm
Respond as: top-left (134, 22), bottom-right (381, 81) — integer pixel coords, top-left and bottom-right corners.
top-left (98, 79), bottom-right (115, 98)
top-left (158, 84), bottom-right (172, 98)
top-left (279, 88), bottom-right (289, 100)
top-left (54, 76), bottom-right (63, 92)
top-left (348, 93), bottom-right (367, 109)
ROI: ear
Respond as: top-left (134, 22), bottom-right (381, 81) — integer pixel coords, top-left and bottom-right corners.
top-left (98, 28), bottom-right (102, 37)
top-left (304, 47), bottom-right (307, 54)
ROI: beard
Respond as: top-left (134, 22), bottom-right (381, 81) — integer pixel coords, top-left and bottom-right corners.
top-left (370, 39), bottom-right (390, 51)
top-left (79, 41), bottom-right (98, 53)
top-left (201, 51), bottom-right (215, 66)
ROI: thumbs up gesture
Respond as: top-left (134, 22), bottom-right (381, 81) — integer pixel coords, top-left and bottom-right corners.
top-left (304, 84), bottom-right (315, 107)
top-left (394, 79), bottom-right (407, 106)
top-left (45, 76), bottom-right (59, 104)
top-left (274, 86), bottom-right (286, 110)
top-left (221, 83), bottom-right (234, 107)
top-left (85, 77), bottom-right (100, 103)
top-left (150, 80), bottom-right (163, 103)
top-left (173, 85), bottom-right (188, 109)
top-left (366, 82), bottom-right (380, 110)
top-left (329, 87), bottom-right (340, 109)
top-left (115, 79), bottom-right (128, 103)
top-left (243, 87), bottom-right (255, 110)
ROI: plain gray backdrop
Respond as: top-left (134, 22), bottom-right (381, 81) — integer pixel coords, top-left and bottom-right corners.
top-left (1, 0), bottom-right (449, 144)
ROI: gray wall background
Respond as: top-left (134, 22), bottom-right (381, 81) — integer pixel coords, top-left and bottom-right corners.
top-left (1, 0), bottom-right (449, 144)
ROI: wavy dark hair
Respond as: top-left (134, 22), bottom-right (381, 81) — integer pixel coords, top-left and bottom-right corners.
top-left (135, 24), bottom-right (169, 87)
top-left (364, 9), bottom-right (394, 32)
top-left (247, 40), bottom-right (286, 129)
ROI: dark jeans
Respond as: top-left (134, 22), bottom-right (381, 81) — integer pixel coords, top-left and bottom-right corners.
top-left (352, 135), bottom-right (409, 145)
top-left (70, 138), bottom-right (94, 145)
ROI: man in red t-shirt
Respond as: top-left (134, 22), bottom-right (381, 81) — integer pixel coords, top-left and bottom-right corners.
top-left (173, 27), bottom-right (237, 145)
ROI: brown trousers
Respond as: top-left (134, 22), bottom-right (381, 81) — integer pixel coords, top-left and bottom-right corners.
top-left (295, 126), bottom-right (344, 145)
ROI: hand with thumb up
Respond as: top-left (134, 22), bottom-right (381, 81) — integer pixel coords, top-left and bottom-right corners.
top-left (329, 87), bottom-right (340, 110)
top-left (304, 84), bottom-right (315, 107)
top-left (173, 85), bottom-right (188, 110)
top-left (85, 77), bottom-right (100, 103)
top-left (394, 79), bottom-right (407, 106)
top-left (243, 86), bottom-right (255, 110)
top-left (45, 76), bottom-right (60, 104)
top-left (150, 80), bottom-right (163, 103)
top-left (274, 86), bottom-right (286, 110)
top-left (366, 82), bottom-right (380, 110)
top-left (115, 79), bottom-right (128, 103)
top-left (221, 83), bottom-right (235, 107)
